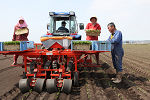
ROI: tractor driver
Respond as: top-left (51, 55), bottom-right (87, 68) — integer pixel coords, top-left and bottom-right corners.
top-left (57, 21), bottom-right (69, 33)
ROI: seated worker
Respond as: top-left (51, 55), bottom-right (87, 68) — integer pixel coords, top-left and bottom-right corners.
top-left (57, 21), bottom-right (69, 33)
top-left (12, 17), bottom-right (29, 65)
top-left (85, 16), bottom-right (101, 65)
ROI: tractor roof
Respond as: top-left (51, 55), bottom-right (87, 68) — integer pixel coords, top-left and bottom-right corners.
top-left (54, 12), bottom-right (70, 15)
top-left (49, 11), bottom-right (75, 16)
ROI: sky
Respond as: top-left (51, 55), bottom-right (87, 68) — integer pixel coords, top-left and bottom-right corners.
top-left (0, 0), bottom-right (150, 42)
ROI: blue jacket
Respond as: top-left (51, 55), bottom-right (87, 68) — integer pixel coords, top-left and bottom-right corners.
top-left (107, 30), bottom-right (124, 56)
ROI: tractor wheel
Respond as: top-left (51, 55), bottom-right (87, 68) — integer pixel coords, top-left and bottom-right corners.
top-left (62, 79), bottom-right (72, 94)
top-left (34, 78), bottom-right (45, 93)
top-left (74, 72), bottom-right (79, 86)
top-left (19, 79), bottom-right (30, 93)
top-left (46, 79), bottom-right (57, 93)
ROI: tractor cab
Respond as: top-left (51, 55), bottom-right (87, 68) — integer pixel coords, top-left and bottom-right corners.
top-left (41, 11), bottom-right (84, 50)
top-left (46, 11), bottom-right (84, 40)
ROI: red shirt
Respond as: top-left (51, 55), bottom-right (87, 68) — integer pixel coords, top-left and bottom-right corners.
top-left (86, 23), bottom-right (101, 40)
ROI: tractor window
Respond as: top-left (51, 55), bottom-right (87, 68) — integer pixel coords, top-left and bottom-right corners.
top-left (49, 16), bottom-right (77, 33)
top-left (70, 16), bottom-right (78, 33)
top-left (53, 17), bottom-right (69, 33)
top-left (49, 17), bottom-right (55, 33)
top-left (56, 20), bottom-right (69, 32)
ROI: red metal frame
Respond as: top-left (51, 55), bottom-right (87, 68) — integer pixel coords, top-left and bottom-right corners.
top-left (0, 43), bottom-right (110, 88)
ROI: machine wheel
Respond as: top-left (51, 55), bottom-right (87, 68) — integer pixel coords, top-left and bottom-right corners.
top-left (73, 72), bottom-right (79, 86)
top-left (34, 78), bottom-right (45, 93)
top-left (46, 79), bottom-right (57, 93)
top-left (19, 79), bottom-right (30, 93)
top-left (62, 79), bottom-right (72, 94)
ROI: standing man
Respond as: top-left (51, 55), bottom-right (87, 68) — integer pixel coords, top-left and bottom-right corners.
top-left (107, 22), bottom-right (124, 83)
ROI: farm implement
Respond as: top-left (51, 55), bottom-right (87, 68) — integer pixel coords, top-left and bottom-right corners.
top-left (0, 11), bottom-right (111, 94)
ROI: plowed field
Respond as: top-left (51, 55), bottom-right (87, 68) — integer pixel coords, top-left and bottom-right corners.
top-left (0, 44), bottom-right (150, 100)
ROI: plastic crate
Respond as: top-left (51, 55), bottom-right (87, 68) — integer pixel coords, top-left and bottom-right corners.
top-left (92, 41), bottom-right (111, 51)
top-left (0, 41), bottom-right (34, 51)
top-left (71, 40), bottom-right (92, 51)
top-left (20, 41), bottom-right (27, 51)
top-left (26, 41), bottom-right (34, 49)
top-left (0, 42), bottom-right (3, 51)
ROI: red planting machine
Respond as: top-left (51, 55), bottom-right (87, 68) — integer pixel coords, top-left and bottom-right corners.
top-left (0, 11), bottom-right (111, 94)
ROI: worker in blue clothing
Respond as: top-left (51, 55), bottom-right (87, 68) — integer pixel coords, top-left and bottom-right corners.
top-left (107, 22), bottom-right (124, 83)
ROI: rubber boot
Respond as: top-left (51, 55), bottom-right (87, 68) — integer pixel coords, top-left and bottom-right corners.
top-left (113, 72), bottom-right (123, 83)
top-left (111, 70), bottom-right (118, 81)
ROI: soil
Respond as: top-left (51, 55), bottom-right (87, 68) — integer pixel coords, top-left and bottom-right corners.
top-left (0, 44), bottom-right (150, 100)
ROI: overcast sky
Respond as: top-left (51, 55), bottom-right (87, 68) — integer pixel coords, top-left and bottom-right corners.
top-left (0, 0), bottom-right (150, 42)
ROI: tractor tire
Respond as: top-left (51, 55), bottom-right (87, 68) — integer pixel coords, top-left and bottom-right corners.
top-left (34, 78), bottom-right (45, 93)
top-left (46, 79), bottom-right (57, 93)
top-left (19, 79), bottom-right (30, 93)
top-left (62, 79), bottom-right (72, 94)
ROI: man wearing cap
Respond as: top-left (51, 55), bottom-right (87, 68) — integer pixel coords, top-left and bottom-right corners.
top-left (107, 22), bottom-right (124, 83)
top-left (58, 21), bottom-right (69, 33)
top-left (85, 17), bottom-right (101, 65)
